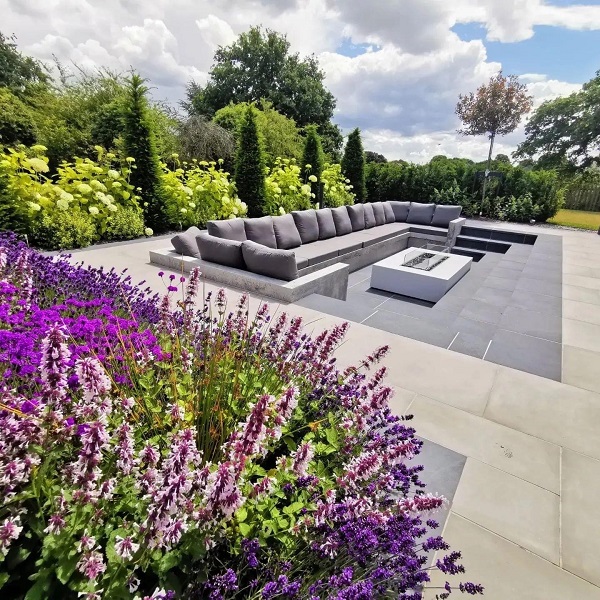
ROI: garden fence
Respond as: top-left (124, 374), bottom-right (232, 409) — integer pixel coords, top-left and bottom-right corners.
top-left (565, 185), bottom-right (600, 211)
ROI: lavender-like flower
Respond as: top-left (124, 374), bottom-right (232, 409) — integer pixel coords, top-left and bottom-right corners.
top-left (205, 462), bottom-right (243, 519)
top-left (77, 549), bottom-right (106, 580)
top-left (0, 515), bottom-right (22, 557)
top-left (116, 422), bottom-right (135, 475)
top-left (114, 535), bottom-right (140, 561)
top-left (291, 442), bottom-right (314, 477)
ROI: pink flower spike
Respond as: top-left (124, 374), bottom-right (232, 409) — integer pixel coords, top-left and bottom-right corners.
top-left (77, 550), bottom-right (106, 581)
top-left (114, 535), bottom-right (139, 561)
top-left (0, 516), bottom-right (22, 557)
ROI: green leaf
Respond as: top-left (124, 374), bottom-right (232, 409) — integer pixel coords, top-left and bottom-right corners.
top-left (0, 572), bottom-right (9, 589)
top-left (282, 501), bottom-right (304, 516)
top-left (56, 553), bottom-right (78, 585)
top-left (239, 522), bottom-right (252, 537)
top-left (236, 507), bottom-right (248, 522)
top-left (157, 550), bottom-right (180, 574)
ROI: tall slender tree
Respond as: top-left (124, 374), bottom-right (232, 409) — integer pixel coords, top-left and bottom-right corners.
top-left (302, 125), bottom-right (324, 202)
top-left (235, 105), bottom-right (266, 217)
top-left (123, 74), bottom-right (169, 233)
top-left (456, 72), bottom-right (532, 212)
top-left (341, 128), bottom-right (367, 202)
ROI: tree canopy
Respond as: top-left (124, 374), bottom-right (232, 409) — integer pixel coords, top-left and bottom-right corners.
top-left (342, 128), bottom-right (367, 202)
top-left (0, 32), bottom-right (48, 95)
top-left (186, 26), bottom-right (335, 128)
top-left (515, 71), bottom-right (600, 172)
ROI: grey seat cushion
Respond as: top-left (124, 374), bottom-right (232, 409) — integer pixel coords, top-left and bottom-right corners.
top-left (207, 218), bottom-right (247, 241)
top-left (335, 231), bottom-right (364, 255)
top-left (272, 214), bottom-right (302, 249)
top-left (383, 202), bottom-right (396, 224)
top-left (244, 216), bottom-right (277, 248)
top-left (363, 203), bottom-right (376, 229)
top-left (196, 233), bottom-right (245, 268)
top-left (407, 202), bottom-right (435, 225)
top-left (316, 208), bottom-right (336, 240)
top-left (372, 202), bottom-right (386, 226)
top-left (241, 240), bottom-right (299, 281)
top-left (292, 209), bottom-right (319, 244)
top-left (431, 205), bottom-right (462, 227)
top-left (171, 226), bottom-right (202, 257)
top-left (331, 206), bottom-right (353, 236)
top-left (294, 239), bottom-right (340, 266)
top-left (359, 223), bottom-right (410, 247)
top-left (347, 204), bottom-right (365, 231)
top-left (389, 201), bottom-right (410, 222)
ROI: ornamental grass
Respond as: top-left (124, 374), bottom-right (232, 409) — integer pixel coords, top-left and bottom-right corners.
top-left (0, 234), bottom-right (481, 599)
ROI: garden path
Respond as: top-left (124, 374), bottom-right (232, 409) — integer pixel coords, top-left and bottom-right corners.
top-left (70, 225), bottom-right (600, 600)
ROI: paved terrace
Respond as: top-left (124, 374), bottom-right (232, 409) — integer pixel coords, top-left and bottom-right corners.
top-left (70, 223), bottom-right (600, 599)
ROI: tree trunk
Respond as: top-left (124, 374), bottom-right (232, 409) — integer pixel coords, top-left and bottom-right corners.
top-left (480, 131), bottom-right (496, 216)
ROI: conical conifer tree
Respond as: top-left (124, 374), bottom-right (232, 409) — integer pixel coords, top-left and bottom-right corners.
top-left (341, 128), bottom-right (367, 202)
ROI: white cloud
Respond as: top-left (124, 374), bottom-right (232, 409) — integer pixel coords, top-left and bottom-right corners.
top-left (0, 0), bottom-right (596, 160)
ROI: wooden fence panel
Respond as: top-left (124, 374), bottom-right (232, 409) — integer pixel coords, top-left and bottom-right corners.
top-left (565, 187), bottom-right (600, 211)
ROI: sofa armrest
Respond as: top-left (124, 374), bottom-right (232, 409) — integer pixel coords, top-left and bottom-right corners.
top-left (446, 217), bottom-right (466, 247)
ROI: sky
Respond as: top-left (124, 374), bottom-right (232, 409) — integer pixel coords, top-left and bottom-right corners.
top-left (1, 0), bottom-right (599, 163)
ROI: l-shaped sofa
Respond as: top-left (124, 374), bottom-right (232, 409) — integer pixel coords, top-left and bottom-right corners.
top-left (150, 201), bottom-right (465, 302)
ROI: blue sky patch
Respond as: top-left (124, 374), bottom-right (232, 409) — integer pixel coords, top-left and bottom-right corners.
top-left (336, 37), bottom-right (381, 57)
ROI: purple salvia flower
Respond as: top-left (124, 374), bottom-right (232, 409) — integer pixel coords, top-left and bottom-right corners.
top-left (0, 515), bottom-right (22, 557)
top-left (39, 324), bottom-right (71, 410)
top-left (291, 442), bottom-right (314, 477)
top-left (116, 422), bottom-right (135, 475)
top-left (205, 462), bottom-right (243, 519)
top-left (71, 420), bottom-right (110, 490)
top-left (343, 451), bottom-right (382, 485)
top-left (77, 550), bottom-right (106, 581)
top-left (114, 535), bottom-right (139, 560)
top-left (228, 394), bottom-right (272, 468)
top-left (75, 357), bottom-right (111, 409)
top-left (274, 386), bottom-right (299, 423)
top-left (44, 514), bottom-right (66, 534)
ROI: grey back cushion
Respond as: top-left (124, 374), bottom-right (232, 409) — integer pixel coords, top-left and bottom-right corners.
top-left (382, 202), bottom-right (396, 224)
top-left (363, 203), bottom-right (376, 229)
top-left (292, 209), bottom-right (319, 244)
top-left (407, 202), bottom-right (435, 225)
top-left (243, 216), bottom-right (277, 248)
top-left (431, 205), bottom-right (463, 227)
top-left (207, 218), bottom-right (247, 241)
top-left (346, 204), bottom-right (365, 231)
top-left (241, 240), bottom-right (299, 281)
top-left (316, 208), bottom-right (336, 240)
top-left (272, 214), bottom-right (302, 249)
top-left (197, 233), bottom-right (245, 268)
top-left (389, 201), bottom-right (410, 222)
top-left (372, 202), bottom-right (386, 226)
top-left (171, 226), bottom-right (202, 257)
top-left (331, 206), bottom-right (353, 236)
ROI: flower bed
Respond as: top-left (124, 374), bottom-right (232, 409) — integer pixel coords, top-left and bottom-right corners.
top-left (0, 233), bottom-right (481, 599)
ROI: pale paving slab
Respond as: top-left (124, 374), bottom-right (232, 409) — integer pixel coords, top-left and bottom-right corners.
top-left (563, 298), bottom-right (600, 326)
top-left (410, 395), bottom-right (560, 493)
top-left (562, 284), bottom-right (600, 305)
top-left (561, 449), bottom-right (600, 587)
top-left (563, 345), bottom-right (600, 394)
top-left (425, 514), bottom-right (600, 600)
top-left (563, 263), bottom-right (600, 278)
top-left (563, 317), bottom-right (600, 353)
top-left (388, 387), bottom-right (417, 415)
top-left (564, 273), bottom-right (600, 291)
top-left (451, 459), bottom-right (559, 564)
top-left (485, 367), bottom-right (600, 460)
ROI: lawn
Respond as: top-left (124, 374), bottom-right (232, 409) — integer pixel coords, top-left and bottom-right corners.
top-left (547, 209), bottom-right (600, 230)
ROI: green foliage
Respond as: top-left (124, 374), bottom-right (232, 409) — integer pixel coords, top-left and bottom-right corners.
top-left (341, 128), bottom-right (367, 202)
top-left (214, 101), bottom-right (302, 166)
top-left (321, 163), bottom-right (355, 207)
top-left (0, 31), bottom-right (48, 95)
top-left (187, 26), bottom-right (335, 127)
top-left (302, 125), bottom-right (324, 198)
top-left (178, 115), bottom-right (235, 164)
top-left (103, 206), bottom-right (145, 241)
top-left (515, 70), bottom-right (600, 172)
top-left (30, 209), bottom-right (97, 250)
top-left (365, 151), bottom-right (387, 164)
top-left (161, 158), bottom-right (246, 227)
top-left (234, 106), bottom-right (266, 217)
top-left (317, 121), bottom-right (344, 163)
top-left (494, 194), bottom-right (540, 222)
top-left (0, 88), bottom-right (37, 146)
top-left (123, 74), bottom-right (169, 233)
top-left (264, 158), bottom-right (312, 215)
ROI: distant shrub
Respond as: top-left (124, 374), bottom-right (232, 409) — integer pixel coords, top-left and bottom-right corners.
top-left (31, 209), bottom-right (97, 249)
top-left (103, 206), bottom-right (145, 241)
top-left (321, 163), bottom-right (355, 207)
top-left (264, 157), bottom-right (312, 215)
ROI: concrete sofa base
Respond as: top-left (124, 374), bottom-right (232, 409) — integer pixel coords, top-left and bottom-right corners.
top-left (149, 249), bottom-right (349, 303)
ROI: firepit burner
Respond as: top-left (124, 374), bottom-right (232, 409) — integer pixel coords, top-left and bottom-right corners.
top-left (403, 252), bottom-right (449, 271)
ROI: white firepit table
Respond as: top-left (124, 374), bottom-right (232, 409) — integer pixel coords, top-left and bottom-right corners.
top-left (370, 247), bottom-right (472, 302)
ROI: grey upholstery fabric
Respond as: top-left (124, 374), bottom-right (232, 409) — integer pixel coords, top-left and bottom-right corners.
top-left (346, 204), bottom-right (365, 231)
top-left (294, 239), bottom-right (340, 266)
top-left (334, 232), bottom-right (364, 255)
top-left (407, 202), bottom-right (435, 225)
top-left (243, 216), bottom-right (277, 248)
top-left (196, 233), bottom-right (245, 268)
top-left (389, 201), bottom-right (410, 222)
top-left (292, 209), bottom-right (319, 244)
top-left (359, 223), bottom-right (410, 247)
top-left (431, 205), bottom-right (462, 227)
top-left (316, 208), bottom-right (336, 240)
top-left (383, 202), bottom-right (396, 223)
top-left (207, 218), bottom-right (247, 241)
top-left (241, 240), bottom-right (299, 281)
top-left (372, 202), bottom-right (386, 226)
top-left (363, 203), bottom-right (376, 229)
top-left (171, 226), bottom-right (202, 257)
top-left (272, 214), bottom-right (302, 249)
top-left (331, 206), bottom-right (353, 236)
top-left (295, 255), bottom-right (309, 269)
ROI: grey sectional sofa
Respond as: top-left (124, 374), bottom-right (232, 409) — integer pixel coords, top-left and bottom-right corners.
top-left (170, 201), bottom-right (462, 282)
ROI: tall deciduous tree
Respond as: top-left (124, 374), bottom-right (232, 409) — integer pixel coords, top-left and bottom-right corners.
top-left (0, 31), bottom-right (48, 95)
top-left (515, 71), bottom-right (600, 173)
top-left (342, 128), bottom-right (367, 202)
top-left (302, 125), bottom-right (324, 200)
top-left (235, 106), bottom-right (266, 217)
top-left (123, 74), bottom-right (169, 233)
top-left (186, 26), bottom-right (335, 128)
top-left (456, 72), bottom-right (532, 210)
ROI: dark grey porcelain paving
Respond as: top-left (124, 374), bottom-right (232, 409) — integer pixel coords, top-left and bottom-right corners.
top-left (295, 233), bottom-right (564, 380)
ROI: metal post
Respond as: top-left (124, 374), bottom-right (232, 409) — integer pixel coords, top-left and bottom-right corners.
top-left (480, 132), bottom-right (496, 216)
